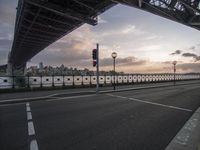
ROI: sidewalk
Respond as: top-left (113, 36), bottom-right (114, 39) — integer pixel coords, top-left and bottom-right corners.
top-left (165, 107), bottom-right (200, 150)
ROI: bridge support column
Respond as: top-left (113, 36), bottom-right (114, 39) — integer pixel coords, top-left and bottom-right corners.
top-left (7, 62), bottom-right (27, 88)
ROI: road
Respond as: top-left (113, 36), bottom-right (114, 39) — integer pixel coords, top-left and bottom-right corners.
top-left (0, 82), bottom-right (200, 150)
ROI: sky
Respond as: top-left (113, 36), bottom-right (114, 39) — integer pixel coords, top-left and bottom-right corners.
top-left (0, 0), bottom-right (200, 73)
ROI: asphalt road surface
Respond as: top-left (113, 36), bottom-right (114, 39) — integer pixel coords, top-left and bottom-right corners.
top-left (1, 82), bottom-right (200, 150)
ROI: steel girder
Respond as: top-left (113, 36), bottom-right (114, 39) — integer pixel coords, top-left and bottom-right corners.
top-left (113, 0), bottom-right (200, 28)
top-left (10, 0), bottom-right (116, 69)
top-left (10, 0), bottom-right (200, 69)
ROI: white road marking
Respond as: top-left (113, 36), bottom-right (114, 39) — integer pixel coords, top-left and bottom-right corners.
top-left (25, 103), bottom-right (39, 150)
top-left (28, 121), bottom-right (35, 136)
top-left (30, 140), bottom-right (39, 150)
top-left (0, 103), bottom-right (26, 107)
top-left (129, 97), bottom-right (192, 112)
top-left (27, 112), bottom-right (32, 120)
top-left (0, 94), bottom-right (59, 103)
top-left (107, 94), bottom-right (192, 112)
top-left (0, 90), bottom-right (95, 103)
top-left (26, 106), bottom-right (31, 112)
top-left (106, 94), bottom-right (126, 99)
top-left (46, 94), bottom-right (96, 102)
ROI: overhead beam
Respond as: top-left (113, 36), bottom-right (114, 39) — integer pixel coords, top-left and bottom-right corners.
top-left (24, 10), bottom-right (74, 27)
top-left (71, 0), bottom-right (95, 11)
top-left (23, 18), bottom-right (67, 32)
top-left (24, 0), bottom-right (98, 25)
top-left (178, 0), bottom-right (200, 14)
top-left (189, 15), bottom-right (200, 25)
top-left (19, 31), bottom-right (58, 39)
top-left (21, 25), bottom-right (63, 36)
top-left (18, 8), bottom-right (41, 49)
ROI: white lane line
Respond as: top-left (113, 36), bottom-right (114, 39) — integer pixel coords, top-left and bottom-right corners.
top-left (129, 97), bottom-right (192, 112)
top-left (0, 103), bottom-right (26, 107)
top-left (26, 106), bottom-right (31, 112)
top-left (28, 121), bottom-right (35, 136)
top-left (25, 103), bottom-right (39, 150)
top-left (106, 94), bottom-right (126, 99)
top-left (27, 112), bottom-right (32, 120)
top-left (107, 94), bottom-right (192, 112)
top-left (0, 90), bottom-right (95, 103)
top-left (46, 94), bottom-right (96, 102)
top-left (0, 94), bottom-right (59, 103)
top-left (30, 140), bottom-right (39, 150)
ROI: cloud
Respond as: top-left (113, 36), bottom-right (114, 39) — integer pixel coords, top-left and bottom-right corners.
top-left (0, 38), bottom-right (12, 47)
top-left (29, 25), bottom-right (97, 67)
top-left (98, 16), bottom-right (107, 24)
top-left (182, 53), bottom-right (197, 57)
top-left (143, 35), bottom-right (163, 40)
top-left (189, 46), bottom-right (195, 50)
top-left (177, 63), bottom-right (200, 72)
top-left (0, 38), bottom-right (12, 64)
top-left (0, 0), bottom-right (16, 26)
top-left (170, 50), bottom-right (182, 55)
top-left (100, 56), bottom-right (147, 67)
top-left (182, 52), bottom-right (200, 61)
top-left (121, 25), bottom-right (136, 34)
top-left (0, 0), bottom-right (16, 65)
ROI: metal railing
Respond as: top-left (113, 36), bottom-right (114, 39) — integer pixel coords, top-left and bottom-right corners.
top-left (0, 74), bottom-right (200, 89)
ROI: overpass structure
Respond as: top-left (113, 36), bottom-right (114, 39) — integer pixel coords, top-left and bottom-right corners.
top-left (9, 0), bottom-right (200, 74)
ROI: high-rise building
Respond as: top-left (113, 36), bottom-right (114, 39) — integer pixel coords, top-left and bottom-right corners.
top-left (39, 62), bottom-right (44, 72)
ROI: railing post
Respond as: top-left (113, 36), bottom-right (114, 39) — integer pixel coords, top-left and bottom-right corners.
top-left (72, 75), bottom-right (75, 88)
top-left (90, 75), bottom-right (92, 87)
top-left (145, 75), bottom-right (147, 83)
top-left (127, 74), bottom-right (129, 84)
top-left (12, 75), bottom-right (15, 89)
top-left (81, 75), bottom-right (84, 87)
top-left (136, 74), bottom-right (138, 84)
top-left (122, 74), bottom-right (124, 84)
top-left (132, 74), bottom-right (134, 84)
top-left (62, 75), bottom-right (65, 88)
top-left (27, 75), bottom-right (30, 88)
top-left (116, 74), bottom-right (118, 85)
top-left (104, 75), bottom-right (106, 86)
top-left (40, 75), bottom-right (43, 88)
top-left (52, 75), bottom-right (54, 88)
top-left (111, 75), bottom-right (113, 85)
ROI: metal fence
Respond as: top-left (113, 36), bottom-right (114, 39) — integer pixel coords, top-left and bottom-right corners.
top-left (0, 74), bottom-right (200, 89)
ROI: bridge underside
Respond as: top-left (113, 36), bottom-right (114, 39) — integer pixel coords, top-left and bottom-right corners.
top-left (115, 0), bottom-right (200, 29)
top-left (10, 0), bottom-right (200, 71)
top-left (10, 0), bottom-right (116, 70)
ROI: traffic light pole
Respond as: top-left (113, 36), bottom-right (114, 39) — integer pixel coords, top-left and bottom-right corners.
top-left (96, 43), bottom-right (99, 93)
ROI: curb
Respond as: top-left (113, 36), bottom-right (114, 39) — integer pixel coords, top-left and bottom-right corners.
top-left (100, 81), bottom-right (200, 93)
top-left (165, 107), bottom-right (200, 150)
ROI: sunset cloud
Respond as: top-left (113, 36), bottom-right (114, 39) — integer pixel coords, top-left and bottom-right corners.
top-left (170, 50), bottom-right (182, 55)
top-left (182, 53), bottom-right (200, 61)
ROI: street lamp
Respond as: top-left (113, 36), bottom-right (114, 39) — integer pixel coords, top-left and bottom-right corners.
top-left (172, 61), bottom-right (177, 86)
top-left (112, 52), bottom-right (117, 90)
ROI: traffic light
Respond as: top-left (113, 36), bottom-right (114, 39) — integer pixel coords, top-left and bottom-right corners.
top-left (93, 60), bottom-right (97, 67)
top-left (92, 49), bottom-right (97, 60)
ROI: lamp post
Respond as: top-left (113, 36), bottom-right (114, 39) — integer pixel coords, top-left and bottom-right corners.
top-left (112, 52), bottom-right (117, 90)
top-left (172, 61), bottom-right (177, 86)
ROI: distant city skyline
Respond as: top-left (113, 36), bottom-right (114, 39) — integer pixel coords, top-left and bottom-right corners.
top-left (0, 0), bottom-right (200, 73)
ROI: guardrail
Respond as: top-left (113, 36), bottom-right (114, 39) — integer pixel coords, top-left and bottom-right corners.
top-left (0, 74), bottom-right (200, 89)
